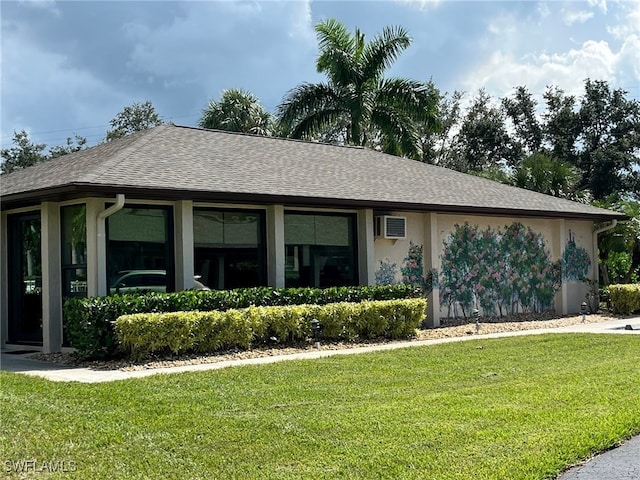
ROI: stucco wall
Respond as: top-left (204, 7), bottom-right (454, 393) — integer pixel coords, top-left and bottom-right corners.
top-left (373, 212), bottom-right (595, 323)
top-left (373, 212), bottom-right (425, 285)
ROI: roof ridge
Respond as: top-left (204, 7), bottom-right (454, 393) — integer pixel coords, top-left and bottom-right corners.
top-left (79, 126), bottom-right (167, 183)
top-left (170, 124), bottom-right (369, 151)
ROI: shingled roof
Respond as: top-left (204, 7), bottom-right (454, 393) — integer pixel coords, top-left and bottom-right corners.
top-left (0, 124), bottom-right (625, 220)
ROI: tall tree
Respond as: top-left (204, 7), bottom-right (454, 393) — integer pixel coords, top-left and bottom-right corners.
top-left (541, 86), bottom-right (581, 166)
top-left (106, 100), bottom-right (164, 141)
top-left (577, 79), bottom-right (640, 200)
top-left (1, 130), bottom-right (47, 174)
top-left (1, 131), bottom-right (88, 175)
top-left (277, 19), bottom-right (439, 158)
top-left (450, 89), bottom-right (518, 172)
top-left (198, 88), bottom-right (271, 135)
top-left (502, 86), bottom-right (542, 154)
top-left (418, 87), bottom-right (462, 166)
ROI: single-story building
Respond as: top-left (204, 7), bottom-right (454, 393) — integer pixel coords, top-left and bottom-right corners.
top-left (0, 125), bottom-right (626, 352)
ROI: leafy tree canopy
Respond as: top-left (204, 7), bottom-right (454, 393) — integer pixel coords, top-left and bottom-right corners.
top-left (449, 89), bottom-right (518, 172)
top-left (106, 100), bottom-right (164, 141)
top-left (1, 131), bottom-right (87, 175)
top-left (1, 130), bottom-right (47, 175)
top-left (499, 80), bottom-right (640, 200)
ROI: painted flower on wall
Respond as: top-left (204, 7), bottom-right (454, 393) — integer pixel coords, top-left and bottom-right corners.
top-left (400, 241), bottom-right (434, 294)
top-left (375, 258), bottom-right (398, 285)
top-left (376, 244), bottom-right (434, 294)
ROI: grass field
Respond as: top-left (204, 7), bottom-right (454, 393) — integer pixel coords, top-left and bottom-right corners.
top-left (1, 333), bottom-right (639, 479)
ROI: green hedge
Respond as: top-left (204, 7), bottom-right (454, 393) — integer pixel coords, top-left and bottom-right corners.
top-left (115, 299), bottom-right (427, 359)
top-left (64, 285), bottom-right (421, 360)
top-left (609, 284), bottom-right (640, 315)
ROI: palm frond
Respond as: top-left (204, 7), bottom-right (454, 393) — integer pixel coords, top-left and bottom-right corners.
top-left (276, 82), bottom-right (349, 139)
top-left (198, 88), bottom-right (270, 135)
top-left (315, 19), bottom-right (359, 86)
top-left (371, 106), bottom-right (421, 158)
top-left (377, 79), bottom-right (438, 116)
top-left (361, 25), bottom-right (411, 84)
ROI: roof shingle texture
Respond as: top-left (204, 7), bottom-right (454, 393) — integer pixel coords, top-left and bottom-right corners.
top-left (0, 124), bottom-right (623, 220)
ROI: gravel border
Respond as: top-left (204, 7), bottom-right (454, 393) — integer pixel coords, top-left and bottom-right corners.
top-left (29, 312), bottom-right (619, 372)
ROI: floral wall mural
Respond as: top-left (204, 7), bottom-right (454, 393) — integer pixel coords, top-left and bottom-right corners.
top-left (439, 222), bottom-right (562, 317)
top-left (375, 221), bottom-right (591, 319)
top-left (375, 258), bottom-right (398, 285)
top-left (401, 242), bottom-right (428, 291)
top-left (562, 230), bottom-right (591, 281)
top-left (376, 241), bottom-right (434, 293)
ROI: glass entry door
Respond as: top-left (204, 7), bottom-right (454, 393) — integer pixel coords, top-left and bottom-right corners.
top-left (7, 212), bottom-right (43, 344)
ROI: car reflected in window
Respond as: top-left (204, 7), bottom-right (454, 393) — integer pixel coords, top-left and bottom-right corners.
top-left (109, 270), bottom-right (210, 294)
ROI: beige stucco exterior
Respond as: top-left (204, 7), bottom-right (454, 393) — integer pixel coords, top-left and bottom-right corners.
top-left (0, 197), bottom-right (602, 352)
top-left (373, 212), bottom-right (596, 326)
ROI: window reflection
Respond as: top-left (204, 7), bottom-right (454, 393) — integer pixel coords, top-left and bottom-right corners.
top-left (61, 204), bottom-right (87, 298)
top-left (284, 213), bottom-right (357, 288)
top-left (193, 209), bottom-right (266, 290)
top-left (106, 206), bottom-right (174, 293)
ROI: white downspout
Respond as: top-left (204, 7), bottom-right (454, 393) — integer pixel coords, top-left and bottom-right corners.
top-left (97, 194), bottom-right (125, 296)
top-left (592, 219), bottom-right (618, 285)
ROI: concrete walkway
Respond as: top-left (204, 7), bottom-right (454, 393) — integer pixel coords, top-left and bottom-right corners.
top-left (556, 434), bottom-right (640, 480)
top-left (2, 316), bottom-right (639, 479)
top-left (1, 316), bottom-right (638, 383)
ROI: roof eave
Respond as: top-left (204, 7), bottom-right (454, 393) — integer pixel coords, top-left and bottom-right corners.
top-left (1, 183), bottom-right (628, 222)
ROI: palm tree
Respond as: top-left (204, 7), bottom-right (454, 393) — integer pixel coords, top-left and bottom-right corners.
top-left (511, 152), bottom-right (584, 200)
top-left (277, 19), bottom-right (439, 158)
top-left (198, 88), bottom-right (271, 135)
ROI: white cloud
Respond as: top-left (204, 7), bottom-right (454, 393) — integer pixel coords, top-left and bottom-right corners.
top-left (395, 0), bottom-right (442, 11)
top-left (458, 1), bottom-right (639, 106)
top-left (607, 0), bottom-right (640, 40)
top-left (587, 0), bottom-right (608, 14)
top-left (537, 3), bottom-right (551, 18)
top-left (561, 9), bottom-right (594, 26)
top-left (461, 37), bottom-right (636, 102)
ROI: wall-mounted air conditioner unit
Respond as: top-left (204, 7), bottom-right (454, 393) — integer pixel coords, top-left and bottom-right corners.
top-left (374, 216), bottom-right (407, 239)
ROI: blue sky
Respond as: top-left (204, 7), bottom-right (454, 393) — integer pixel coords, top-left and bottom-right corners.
top-left (1, 0), bottom-right (638, 150)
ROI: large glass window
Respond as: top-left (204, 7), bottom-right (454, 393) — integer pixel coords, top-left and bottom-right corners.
top-left (61, 204), bottom-right (87, 346)
top-left (61, 204), bottom-right (87, 298)
top-left (284, 212), bottom-right (357, 288)
top-left (194, 209), bottom-right (266, 290)
top-left (106, 206), bottom-right (173, 294)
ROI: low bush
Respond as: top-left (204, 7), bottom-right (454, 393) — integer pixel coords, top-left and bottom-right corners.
top-left (115, 299), bottom-right (427, 359)
top-left (609, 284), bottom-right (640, 315)
top-left (64, 285), bottom-right (421, 360)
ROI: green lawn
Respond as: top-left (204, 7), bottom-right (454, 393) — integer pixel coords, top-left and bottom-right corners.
top-left (2, 334), bottom-right (639, 479)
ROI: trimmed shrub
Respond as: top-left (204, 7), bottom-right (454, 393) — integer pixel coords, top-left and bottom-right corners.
top-left (64, 295), bottom-right (128, 360)
top-left (114, 298), bottom-right (427, 359)
top-left (609, 284), bottom-right (640, 315)
top-left (64, 284), bottom-right (420, 360)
